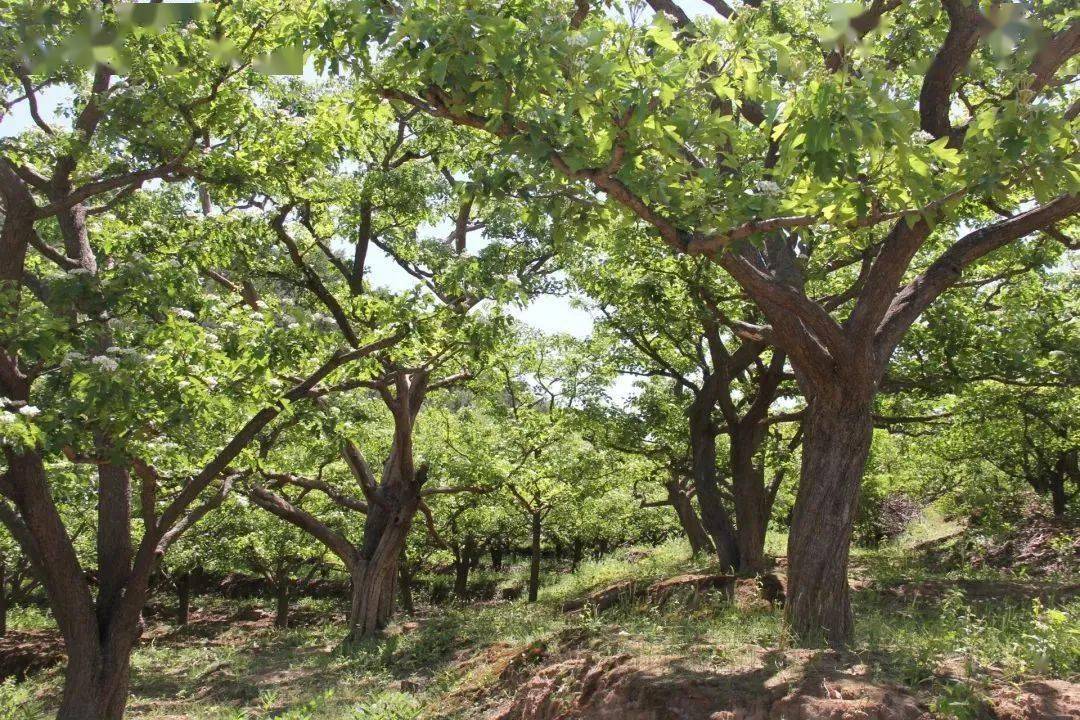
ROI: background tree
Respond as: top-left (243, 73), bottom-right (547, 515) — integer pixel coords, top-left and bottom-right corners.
top-left (883, 267), bottom-right (1079, 518)
top-left (567, 223), bottom-right (798, 570)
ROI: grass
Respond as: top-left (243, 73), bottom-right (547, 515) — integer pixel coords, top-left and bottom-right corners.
top-left (6, 530), bottom-right (1078, 719)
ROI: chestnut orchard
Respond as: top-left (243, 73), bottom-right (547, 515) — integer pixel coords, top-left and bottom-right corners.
top-left (0, 3), bottom-right (1076, 719)
top-left (347, 0), bottom-right (1079, 645)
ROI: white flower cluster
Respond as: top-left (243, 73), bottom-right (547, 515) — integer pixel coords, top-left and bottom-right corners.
top-left (170, 307), bottom-right (196, 321)
top-left (19, 405), bottom-right (41, 418)
top-left (754, 180), bottom-right (783, 197)
top-left (91, 355), bottom-right (119, 372)
top-left (913, 130), bottom-right (935, 143)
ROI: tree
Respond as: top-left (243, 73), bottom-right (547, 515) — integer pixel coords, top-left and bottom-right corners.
top-left (474, 335), bottom-right (614, 600)
top-left (249, 326), bottom-right (491, 639)
top-left (239, 98), bottom-right (552, 638)
top-left (884, 268), bottom-right (1078, 517)
top-left (350, 0), bottom-right (1080, 644)
top-left (568, 223), bottom-right (797, 570)
top-left (585, 379), bottom-right (715, 556)
top-left (232, 500), bottom-right (331, 628)
top-left (0, 5), bottom-right (404, 716)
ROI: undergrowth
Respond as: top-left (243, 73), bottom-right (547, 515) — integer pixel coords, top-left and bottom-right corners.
top-left (6, 533), bottom-right (1077, 719)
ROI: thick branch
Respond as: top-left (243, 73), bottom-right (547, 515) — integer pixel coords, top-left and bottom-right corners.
top-left (876, 194), bottom-right (1080, 359)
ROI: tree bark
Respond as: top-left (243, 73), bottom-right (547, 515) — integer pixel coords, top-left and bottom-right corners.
top-left (250, 437), bottom-right (425, 643)
top-left (176, 573), bottom-right (190, 627)
top-left (1047, 450), bottom-right (1076, 518)
top-left (571, 538), bottom-right (583, 570)
top-left (729, 423), bottom-right (769, 572)
top-left (784, 393), bottom-right (873, 647)
top-left (688, 393), bottom-right (740, 571)
top-left (1050, 470), bottom-right (1067, 518)
top-left (345, 458), bottom-right (420, 641)
top-left (274, 572), bottom-right (290, 628)
top-left (489, 540), bottom-right (503, 570)
top-left (528, 512), bottom-right (542, 603)
top-left (665, 480), bottom-right (713, 556)
top-left (95, 451), bottom-right (132, 635)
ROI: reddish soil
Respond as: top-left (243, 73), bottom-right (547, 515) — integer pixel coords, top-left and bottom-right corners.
top-left (990, 680), bottom-right (1080, 719)
top-left (489, 649), bottom-right (930, 720)
top-left (0, 629), bottom-right (65, 680)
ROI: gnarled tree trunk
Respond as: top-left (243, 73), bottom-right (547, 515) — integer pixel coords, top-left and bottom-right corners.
top-left (729, 424), bottom-right (770, 573)
top-left (784, 392), bottom-right (873, 647)
top-left (689, 393), bottom-right (740, 571)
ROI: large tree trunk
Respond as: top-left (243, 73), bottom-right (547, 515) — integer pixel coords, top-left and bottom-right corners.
top-left (489, 540), bottom-right (503, 570)
top-left (95, 452), bottom-right (132, 634)
top-left (688, 395), bottom-right (740, 571)
top-left (175, 573), bottom-right (190, 627)
top-left (665, 479), bottom-right (713, 556)
top-left (784, 394), bottom-right (873, 647)
top-left (729, 424), bottom-right (770, 572)
top-left (527, 512), bottom-right (542, 603)
top-left (54, 643), bottom-right (132, 720)
top-left (346, 461), bottom-right (419, 641)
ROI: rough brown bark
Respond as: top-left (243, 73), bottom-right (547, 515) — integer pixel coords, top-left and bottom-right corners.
top-left (729, 424), bottom-right (769, 572)
top-left (784, 392), bottom-right (873, 647)
top-left (688, 393), bottom-right (740, 572)
top-left (528, 512), bottom-right (542, 603)
top-left (398, 560), bottom-right (414, 615)
top-left (346, 457), bottom-right (419, 640)
top-left (489, 540), bottom-right (503, 570)
top-left (95, 451), bottom-right (133, 636)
